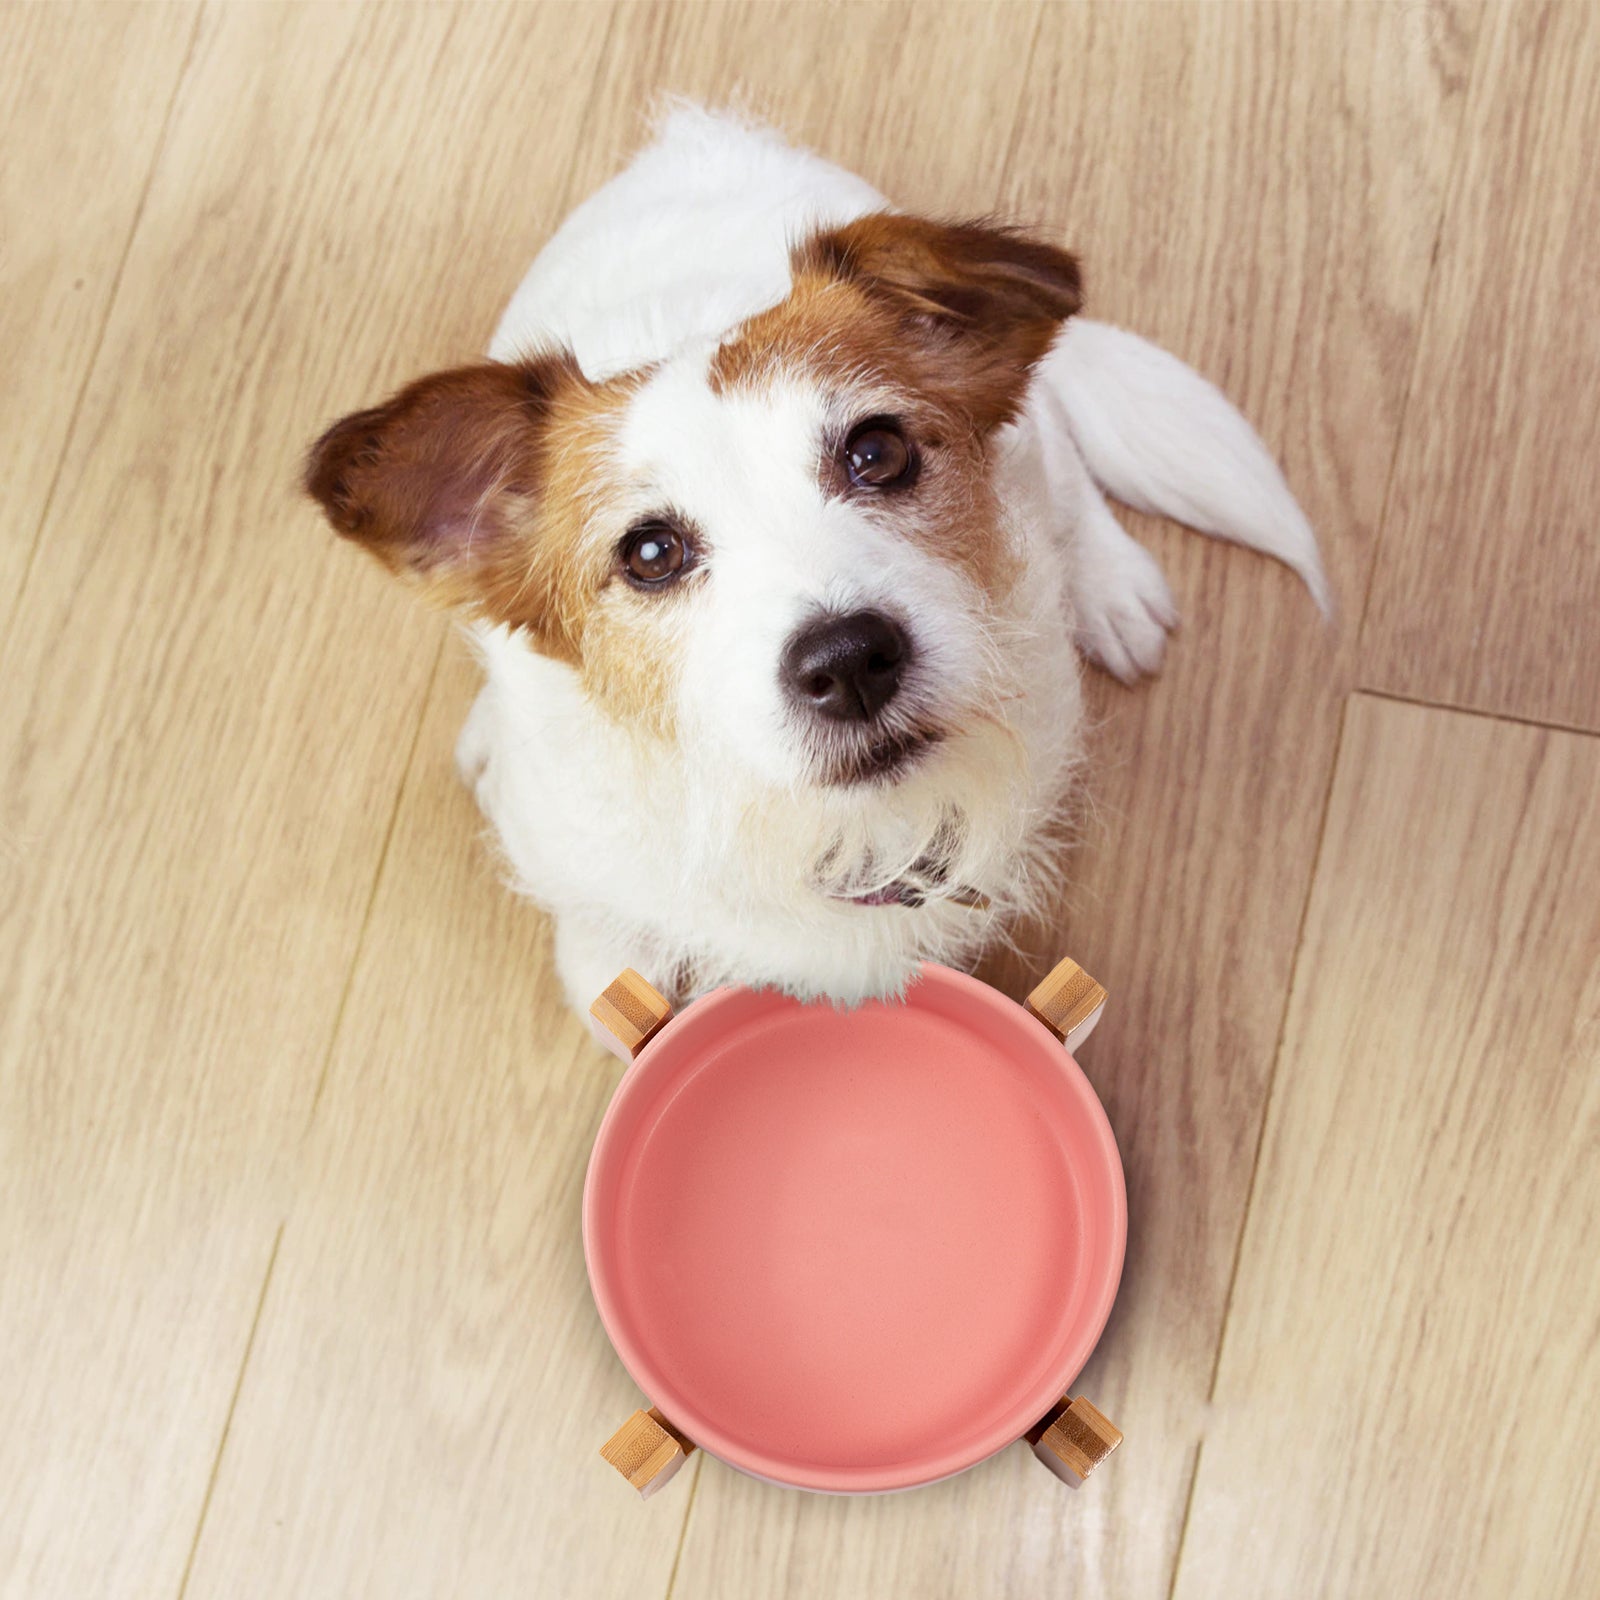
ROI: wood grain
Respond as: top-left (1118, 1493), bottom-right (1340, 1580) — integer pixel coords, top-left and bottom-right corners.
top-left (677, 7), bottom-right (1480, 1598)
top-left (1362, 2), bottom-right (1600, 732)
top-left (179, 648), bottom-right (699, 1597)
top-left (0, 4), bottom-right (613, 1595)
top-left (1173, 694), bottom-right (1600, 1599)
top-left (0, 0), bottom-right (198, 607)
top-left (563, 0), bottom-right (1046, 220)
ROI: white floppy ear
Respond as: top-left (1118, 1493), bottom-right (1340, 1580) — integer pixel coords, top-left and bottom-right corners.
top-left (794, 213), bottom-right (1083, 429)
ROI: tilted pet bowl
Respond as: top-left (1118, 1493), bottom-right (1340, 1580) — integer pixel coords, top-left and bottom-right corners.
top-left (584, 955), bottom-right (1125, 1497)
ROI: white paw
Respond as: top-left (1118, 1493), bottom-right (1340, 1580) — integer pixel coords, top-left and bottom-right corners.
top-left (1073, 516), bottom-right (1179, 684)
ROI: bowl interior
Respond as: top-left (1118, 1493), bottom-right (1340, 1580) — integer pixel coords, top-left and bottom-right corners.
top-left (583, 964), bottom-right (1125, 1492)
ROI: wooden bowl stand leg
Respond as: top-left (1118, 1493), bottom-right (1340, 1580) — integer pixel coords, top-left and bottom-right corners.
top-left (1026, 1395), bottom-right (1124, 1487)
top-left (588, 968), bottom-right (674, 1062)
top-left (1024, 954), bottom-right (1109, 1054)
top-left (600, 1407), bottom-right (696, 1498)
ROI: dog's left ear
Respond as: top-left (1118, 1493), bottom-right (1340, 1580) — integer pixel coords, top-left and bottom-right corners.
top-left (794, 214), bottom-right (1082, 430)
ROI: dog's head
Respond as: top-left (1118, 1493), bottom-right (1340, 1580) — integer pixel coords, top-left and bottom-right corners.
top-left (307, 215), bottom-right (1080, 918)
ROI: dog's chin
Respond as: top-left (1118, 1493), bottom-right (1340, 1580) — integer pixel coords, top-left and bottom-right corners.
top-left (813, 724), bottom-right (944, 789)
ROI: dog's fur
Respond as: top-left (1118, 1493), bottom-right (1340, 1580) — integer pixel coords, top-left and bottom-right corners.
top-left (306, 105), bottom-right (1325, 1014)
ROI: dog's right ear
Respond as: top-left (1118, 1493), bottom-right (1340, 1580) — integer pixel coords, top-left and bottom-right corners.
top-left (304, 353), bottom-right (589, 620)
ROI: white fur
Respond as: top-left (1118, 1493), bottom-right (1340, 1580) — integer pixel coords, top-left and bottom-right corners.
top-left (1043, 319), bottom-right (1331, 615)
top-left (460, 105), bottom-right (1322, 1013)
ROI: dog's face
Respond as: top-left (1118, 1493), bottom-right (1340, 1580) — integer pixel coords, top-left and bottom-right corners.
top-left (308, 216), bottom-right (1079, 895)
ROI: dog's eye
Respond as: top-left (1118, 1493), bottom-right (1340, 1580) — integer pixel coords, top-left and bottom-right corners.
top-left (843, 418), bottom-right (915, 489)
top-left (622, 521), bottom-right (687, 585)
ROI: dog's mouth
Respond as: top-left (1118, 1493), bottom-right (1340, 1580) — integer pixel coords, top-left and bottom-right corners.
top-left (819, 724), bottom-right (942, 788)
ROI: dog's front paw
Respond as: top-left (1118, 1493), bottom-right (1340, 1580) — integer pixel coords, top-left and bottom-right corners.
top-left (1073, 510), bottom-right (1179, 683)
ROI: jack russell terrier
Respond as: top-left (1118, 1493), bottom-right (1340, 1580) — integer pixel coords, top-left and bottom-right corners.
top-left (305, 104), bottom-right (1325, 1014)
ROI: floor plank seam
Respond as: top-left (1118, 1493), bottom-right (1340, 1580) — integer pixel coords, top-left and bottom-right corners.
top-left (174, 1220), bottom-right (285, 1600)
top-left (1352, 683), bottom-right (1600, 741)
top-left (660, 1450), bottom-right (705, 1600)
top-left (1202, 688), bottom-right (1355, 1407)
top-left (1164, 1437), bottom-right (1207, 1600)
top-left (0, 0), bottom-right (206, 658)
top-left (557, 0), bottom-right (624, 213)
top-left (301, 631), bottom-right (448, 1134)
top-left (1350, 0), bottom-right (1491, 651)
top-left (994, 1), bottom-right (1050, 202)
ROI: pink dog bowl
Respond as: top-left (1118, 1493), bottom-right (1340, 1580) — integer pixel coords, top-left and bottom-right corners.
top-left (585, 957), bottom-right (1125, 1496)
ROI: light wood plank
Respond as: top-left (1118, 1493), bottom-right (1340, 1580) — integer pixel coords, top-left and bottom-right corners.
top-left (1362, 1), bottom-right (1600, 732)
top-left (0, 0), bottom-right (198, 606)
top-left (676, 6), bottom-right (1480, 1597)
top-left (0, 4), bottom-right (614, 1595)
top-left (1173, 694), bottom-right (1600, 1599)
top-left (560, 0), bottom-right (1044, 220)
top-left (182, 650), bottom-right (699, 1597)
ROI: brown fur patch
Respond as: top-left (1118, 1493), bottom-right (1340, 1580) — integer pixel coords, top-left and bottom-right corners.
top-left (709, 213), bottom-right (1082, 599)
top-left (715, 274), bottom-right (1012, 596)
top-left (715, 213), bottom-right (1081, 433)
top-left (305, 356), bottom-right (691, 739)
top-left (577, 581), bottom-right (695, 742)
top-left (305, 356), bottom-right (631, 666)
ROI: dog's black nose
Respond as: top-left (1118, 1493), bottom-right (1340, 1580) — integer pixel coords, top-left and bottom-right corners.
top-left (780, 610), bottom-right (909, 723)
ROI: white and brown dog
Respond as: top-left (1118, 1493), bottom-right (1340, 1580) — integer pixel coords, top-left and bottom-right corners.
top-left (306, 105), bottom-right (1325, 1014)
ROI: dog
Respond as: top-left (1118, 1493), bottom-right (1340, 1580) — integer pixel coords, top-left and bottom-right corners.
top-left (305, 104), bottom-right (1325, 1016)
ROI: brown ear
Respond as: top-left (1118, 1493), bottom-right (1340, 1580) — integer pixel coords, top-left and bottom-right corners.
top-left (794, 214), bottom-right (1082, 429)
top-left (303, 352), bottom-right (587, 613)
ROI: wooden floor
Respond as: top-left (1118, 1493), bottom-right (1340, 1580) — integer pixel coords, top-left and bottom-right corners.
top-left (2, 3), bottom-right (1597, 1597)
